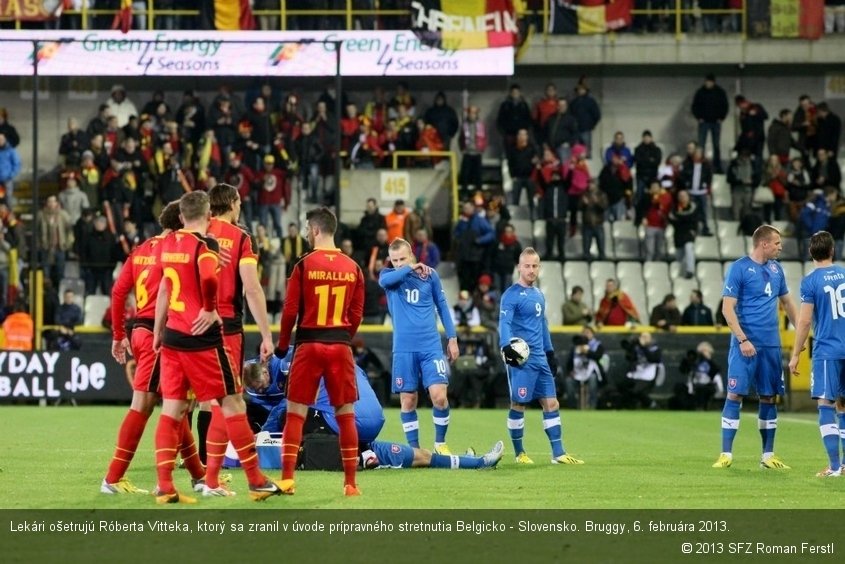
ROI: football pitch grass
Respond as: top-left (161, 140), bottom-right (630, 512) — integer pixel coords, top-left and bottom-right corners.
top-left (0, 405), bottom-right (839, 510)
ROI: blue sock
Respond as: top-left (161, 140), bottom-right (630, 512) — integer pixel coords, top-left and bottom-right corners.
top-left (758, 402), bottom-right (777, 455)
top-left (430, 453), bottom-right (480, 469)
top-left (432, 406), bottom-right (449, 444)
top-left (400, 410), bottom-right (420, 448)
top-left (542, 411), bottom-right (565, 458)
top-left (819, 405), bottom-right (840, 470)
top-left (507, 409), bottom-right (525, 455)
top-left (839, 412), bottom-right (845, 463)
top-left (720, 398), bottom-right (742, 453)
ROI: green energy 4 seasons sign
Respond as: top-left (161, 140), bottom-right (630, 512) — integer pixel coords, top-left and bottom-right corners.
top-left (0, 30), bottom-right (513, 76)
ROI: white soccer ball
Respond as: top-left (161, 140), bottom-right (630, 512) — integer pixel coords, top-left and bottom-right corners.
top-left (508, 337), bottom-right (530, 366)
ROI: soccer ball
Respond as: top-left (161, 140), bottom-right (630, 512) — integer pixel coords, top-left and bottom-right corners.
top-left (507, 337), bottom-right (530, 366)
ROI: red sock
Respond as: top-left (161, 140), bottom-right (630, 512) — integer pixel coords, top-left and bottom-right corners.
top-left (105, 408), bottom-right (149, 484)
top-left (204, 405), bottom-right (229, 489)
top-left (336, 412), bottom-right (359, 488)
top-left (178, 416), bottom-right (205, 480)
top-left (225, 413), bottom-right (264, 487)
top-left (281, 411), bottom-right (305, 481)
top-left (154, 414), bottom-right (181, 494)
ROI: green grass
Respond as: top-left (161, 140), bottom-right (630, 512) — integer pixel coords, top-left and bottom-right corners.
top-left (0, 406), bottom-right (837, 509)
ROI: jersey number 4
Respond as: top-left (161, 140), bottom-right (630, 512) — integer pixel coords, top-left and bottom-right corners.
top-left (763, 282), bottom-right (772, 297)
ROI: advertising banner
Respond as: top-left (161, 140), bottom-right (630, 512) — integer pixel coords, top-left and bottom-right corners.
top-left (0, 30), bottom-right (513, 77)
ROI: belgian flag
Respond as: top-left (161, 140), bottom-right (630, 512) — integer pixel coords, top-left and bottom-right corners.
top-left (771, 0), bottom-right (824, 39)
top-left (199, 0), bottom-right (255, 31)
top-left (111, 0), bottom-right (132, 33)
top-left (550, 0), bottom-right (632, 35)
top-left (411, 0), bottom-right (523, 50)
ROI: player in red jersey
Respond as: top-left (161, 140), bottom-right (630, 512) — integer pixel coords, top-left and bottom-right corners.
top-left (197, 183), bottom-right (274, 496)
top-left (101, 202), bottom-right (206, 494)
top-left (276, 206), bottom-right (365, 497)
top-left (151, 191), bottom-right (282, 504)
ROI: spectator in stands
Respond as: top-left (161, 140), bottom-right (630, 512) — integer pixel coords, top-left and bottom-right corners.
top-left (453, 200), bottom-right (495, 293)
top-left (633, 130), bottom-right (662, 205)
top-left (759, 154), bottom-right (787, 222)
top-left (564, 326), bottom-right (607, 410)
top-left (681, 146), bottom-right (713, 236)
top-left (786, 156), bottom-right (812, 222)
top-left (356, 197), bottom-right (386, 251)
top-left (734, 95), bottom-right (768, 175)
top-left (2, 300), bottom-right (32, 351)
top-left (677, 341), bottom-right (723, 410)
top-left (473, 274), bottom-right (499, 330)
top-left (811, 148), bottom-right (842, 190)
top-left (598, 153), bottom-right (633, 223)
top-left (569, 80), bottom-right (601, 158)
top-left (340, 103), bottom-right (361, 153)
top-left (669, 189), bottom-right (698, 279)
top-left (141, 90), bottom-right (168, 125)
top-left (596, 278), bottom-right (640, 327)
top-left (292, 121), bottom-right (325, 205)
top-left (81, 215), bottom-right (116, 296)
top-left (726, 148), bottom-right (759, 221)
top-left (541, 148), bottom-right (569, 261)
top-left (562, 286), bottom-right (593, 326)
top-left (618, 332), bottom-right (663, 409)
top-left (682, 289), bottom-right (714, 326)
top-left (78, 150), bottom-right (100, 207)
top-left (350, 118), bottom-right (385, 169)
top-left (106, 84), bottom-right (138, 128)
top-left (385, 199), bottom-right (408, 243)
top-left (767, 109), bottom-right (797, 165)
top-left (403, 197), bottom-right (432, 242)
top-left (55, 289), bottom-right (83, 350)
top-left (495, 83), bottom-right (532, 148)
top-left (638, 180), bottom-right (672, 261)
top-left (603, 131), bottom-right (634, 169)
top-left (0, 108), bottom-right (19, 149)
top-left (507, 128), bottom-right (540, 216)
top-left (532, 83), bottom-right (559, 144)
top-left (798, 189), bottom-right (831, 259)
top-left (816, 102), bottom-right (841, 158)
top-left (389, 81), bottom-right (417, 119)
top-left (39, 195), bottom-right (73, 289)
top-left (222, 151), bottom-right (255, 227)
top-left (102, 115), bottom-right (123, 157)
top-left (246, 95), bottom-right (273, 157)
top-left (825, 1), bottom-right (845, 33)
top-left (394, 105), bottom-right (419, 159)
top-left (0, 134), bottom-right (21, 207)
top-left (650, 293), bottom-right (682, 332)
top-left (491, 222), bottom-right (521, 293)
top-left (793, 94), bottom-right (818, 164)
top-left (59, 117), bottom-right (89, 170)
top-left (691, 73), bottom-right (729, 173)
top-left (364, 87), bottom-right (389, 135)
top-left (411, 227), bottom-right (440, 269)
top-left (546, 98), bottom-right (580, 165)
top-left (117, 219), bottom-right (140, 261)
top-left (416, 119), bottom-right (445, 166)
top-left (580, 182), bottom-right (608, 261)
top-left (451, 289), bottom-right (481, 329)
top-left (367, 228), bottom-right (390, 281)
top-left (458, 105), bottom-right (487, 196)
top-left (255, 154), bottom-right (286, 239)
top-left (208, 95), bottom-right (237, 161)
top-left (59, 173), bottom-right (90, 226)
top-left (87, 104), bottom-right (111, 140)
top-left (424, 92), bottom-right (459, 150)
top-left (282, 222), bottom-right (310, 278)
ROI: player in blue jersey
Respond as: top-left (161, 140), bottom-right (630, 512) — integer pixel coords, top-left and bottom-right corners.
top-left (499, 247), bottom-right (583, 465)
top-left (788, 231), bottom-right (845, 477)
top-left (714, 225), bottom-right (798, 469)
top-left (380, 238), bottom-right (459, 454)
top-left (361, 440), bottom-right (503, 470)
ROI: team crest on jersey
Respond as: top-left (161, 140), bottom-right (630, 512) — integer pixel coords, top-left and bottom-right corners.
top-left (391, 444), bottom-right (401, 454)
top-left (769, 263), bottom-right (778, 273)
top-left (728, 378), bottom-right (737, 389)
top-left (395, 377), bottom-right (403, 388)
top-left (518, 387), bottom-right (527, 399)
top-left (263, 175), bottom-right (277, 191)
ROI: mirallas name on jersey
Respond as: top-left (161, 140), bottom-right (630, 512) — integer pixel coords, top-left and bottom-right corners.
top-left (307, 270), bottom-right (358, 282)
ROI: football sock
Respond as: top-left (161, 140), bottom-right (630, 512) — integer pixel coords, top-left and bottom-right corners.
top-left (819, 405), bottom-right (840, 470)
top-left (337, 412), bottom-right (359, 487)
top-left (178, 416), bottom-right (206, 480)
top-left (432, 406), bottom-right (449, 444)
top-left (758, 402), bottom-right (777, 455)
top-left (225, 413), bottom-right (264, 487)
top-left (105, 408), bottom-right (149, 484)
top-left (204, 405), bottom-right (229, 489)
top-left (281, 411), bottom-right (305, 481)
top-left (430, 454), bottom-right (480, 469)
top-left (400, 410), bottom-right (420, 448)
top-left (720, 398), bottom-right (741, 453)
top-left (838, 412), bottom-right (845, 464)
top-left (154, 414), bottom-right (181, 494)
top-left (542, 411), bottom-right (565, 458)
top-left (196, 409), bottom-right (212, 465)
top-left (507, 409), bottom-right (525, 454)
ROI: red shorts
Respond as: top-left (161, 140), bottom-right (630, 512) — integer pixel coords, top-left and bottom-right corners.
top-left (160, 344), bottom-right (241, 402)
top-left (287, 342), bottom-right (358, 407)
top-left (224, 332), bottom-right (244, 377)
top-left (130, 327), bottom-right (160, 393)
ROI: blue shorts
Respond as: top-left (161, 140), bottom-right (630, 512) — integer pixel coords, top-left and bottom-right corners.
top-left (371, 441), bottom-right (414, 468)
top-left (726, 345), bottom-right (784, 397)
top-left (392, 351), bottom-right (449, 394)
top-left (506, 355), bottom-right (557, 403)
top-left (811, 359), bottom-right (845, 401)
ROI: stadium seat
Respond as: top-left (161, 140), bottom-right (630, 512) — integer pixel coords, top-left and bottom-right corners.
top-left (615, 261), bottom-right (643, 286)
top-left (672, 277), bottom-right (699, 309)
top-left (780, 236), bottom-right (802, 261)
top-left (711, 175), bottom-right (729, 208)
top-left (565, 234), bottom-right (584, 259)
top-left (440, 275), bottom-right (460, 305)
top-left (664, 225), bottom-right (677, 258)
top-left (694, 237), bottom-right (721, 261)
top-left (721, 235), bottom-right (748, 261)
top-left (436, 261), bottom-right (456, 279)
top-left (695, 261), bottom-right (723, 289)
top-left (532, 221), bottom-right (546, 257)
top-left (781, 261), bottom-right (803, 296)
top-left (562, 261), bottom-right (593, 310)
top-left (643, 260), bottom-right (669, 280)
top-left (58, 278), bottom-right (86, 309)
top-left (716, 220), bottom-right (740, 240)
top-left (626, 283), bottom-right (648, 324)
top-left (589, 261), bottom-right (616, 309)
top-left (545, 283), bottom-right (564, 326)
top-left (511, 219), bottom-right (534, 249)
top-left (83, 295), bottom-right (111, 327)
top-left (538, 260), bottom-right (562, 290)
top-left (611, 221), bottom-right (643, 260)
top-left (64, 260), bottom-right (80, 279)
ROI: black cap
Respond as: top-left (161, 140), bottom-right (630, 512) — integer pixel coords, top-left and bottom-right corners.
top-left (705, 73), bottom-right (716, 82)
top-left (642, 130), bottom-right (652, 138)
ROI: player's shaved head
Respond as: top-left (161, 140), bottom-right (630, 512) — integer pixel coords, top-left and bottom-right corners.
top-left (519, 247), bottom-right (539, 262)
top-left (751, 224), bottom-right (780, 248)
top-left (387, 237), bottom-right (414, 268)
top-left (389, 238), bottom-right (412, 252)
top-left (208, 183), bottom-right (239, 217)
top-left (179, 191), bottom-right (210, 222)
top-left (809, 230), bottom-right (835, 262)
top-left (159, 201), bottom-right (183, 231)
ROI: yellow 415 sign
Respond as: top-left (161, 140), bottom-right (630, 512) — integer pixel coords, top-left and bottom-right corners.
top-left (380, 171), bottom-right (410, 202)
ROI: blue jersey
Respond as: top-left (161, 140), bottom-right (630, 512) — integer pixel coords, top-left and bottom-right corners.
top-left (498, 283), bottom-right (553, 356)
top-left (380, 265), bottom-right (457, 353)
top-left (722, 256), bottom-right (788, 348)
top-left (800, 265), bottom-right (845, 360)
top-left (368, 441), bottom-right (415, 469)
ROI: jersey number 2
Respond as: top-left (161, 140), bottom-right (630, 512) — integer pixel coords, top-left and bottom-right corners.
top-left (163, 267), bottom-right (186, 312)
top-left (315, 284), bottom-right (346, 326)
